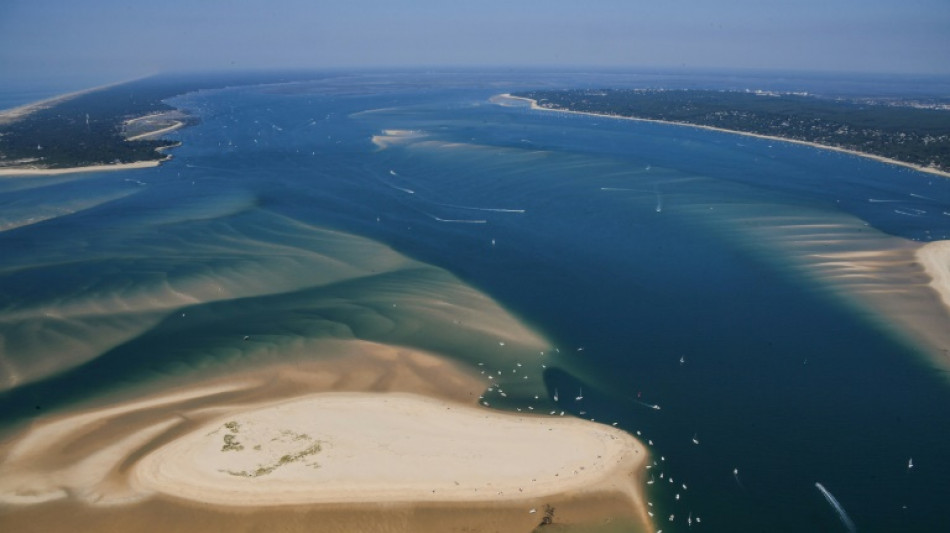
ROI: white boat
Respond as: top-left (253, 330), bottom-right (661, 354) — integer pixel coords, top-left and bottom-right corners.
top-left (553, 389), bottom-right (558, 402)
top-left (575, 388), bottom-right (583, 401)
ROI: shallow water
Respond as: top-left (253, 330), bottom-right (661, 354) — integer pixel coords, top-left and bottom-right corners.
top-left (2, 71), bottom-right (950, 532)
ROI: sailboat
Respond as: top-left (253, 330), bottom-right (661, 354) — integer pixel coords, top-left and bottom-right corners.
top-left (575, 388), bottom-right (583, 401)
top-left (908, 457), bottom-right (914, 469)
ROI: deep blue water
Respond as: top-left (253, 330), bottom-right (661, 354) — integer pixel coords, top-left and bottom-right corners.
top-left (2, 71), bottom-right (950, 532)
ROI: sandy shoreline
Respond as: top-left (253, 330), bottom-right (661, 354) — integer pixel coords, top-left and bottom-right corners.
top-left (132, 392), bottom-right (647, 506)
top-left (0, 159), bottom-right (167, 177)
top-left (917, 240), bottom-right (950, 312)
top-left (0, 77), bottom-right (154, 125)
top-left (494, 94), bottom-right (950, 179)
top-left (0, 340), bottom-right (653, 532)
top-left (0, 83), bottom-right (182, 177)
top-left (125, 121), bottom-right (185, 141)
top-left (0, 89), bottom-right (93, 126)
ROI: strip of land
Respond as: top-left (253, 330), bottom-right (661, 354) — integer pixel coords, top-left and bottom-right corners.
top-left (494, 93), bottom-right (950, 179)
top-left (0, 86), bottom-right (106, 126)
top-left (0, 159), bottom-right (165, 176)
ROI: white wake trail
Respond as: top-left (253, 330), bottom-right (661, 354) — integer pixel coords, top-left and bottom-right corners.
top-left (815, 482), bottom-right (857, 532)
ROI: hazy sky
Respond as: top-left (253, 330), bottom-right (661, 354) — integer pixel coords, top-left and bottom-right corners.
top-left (2, 0), bottom-right (948, 86)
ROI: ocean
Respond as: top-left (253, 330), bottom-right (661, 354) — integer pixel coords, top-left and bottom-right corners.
top-left (1, 70), bottom-right (950, 532)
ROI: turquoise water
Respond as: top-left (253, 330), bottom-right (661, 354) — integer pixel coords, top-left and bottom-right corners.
top-left (2, 72), bottom-right (950, 532)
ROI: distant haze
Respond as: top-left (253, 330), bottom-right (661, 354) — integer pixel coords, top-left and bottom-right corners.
top-left (1, 0), bottom-right (949, 87)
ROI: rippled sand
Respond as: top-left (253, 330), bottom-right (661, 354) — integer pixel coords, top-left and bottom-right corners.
top-left (0, 340), bottom-right (651, 533)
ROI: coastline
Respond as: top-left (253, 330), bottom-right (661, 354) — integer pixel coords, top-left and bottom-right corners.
top-left (0, 82), bottom-right (183, 177)
top-left (493, 94), bottom-right (950, 179)
top-left (0, 158), bottom-right (167, 177)
top-left (0, 78), bottom-right (147, 126)
top-left (0, 89), bottom-right (93, 126)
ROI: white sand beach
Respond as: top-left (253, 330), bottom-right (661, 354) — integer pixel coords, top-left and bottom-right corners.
top-left (0, 159), bottom-right (165, 176)
top-left (0, 91), bottom-right (88, 126)
top-left (917, 240), bottom-right (950, 311)
top-left (125, 121), bottom-right (184, 141)
top-left (132, 392), bottom-right (646, 506)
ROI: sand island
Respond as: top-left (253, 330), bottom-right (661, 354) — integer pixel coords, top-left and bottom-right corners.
top-left (132, 392), bottom-right (646, 506)
top-left (1, 338), bottom-right (653, 532)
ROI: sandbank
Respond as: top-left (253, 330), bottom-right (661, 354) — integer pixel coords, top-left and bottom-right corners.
top-left (0, 341), bottom-right (652, 532)
top-left (125, 121), bottom-right (185, 141)
top-left (493, 94), bottom-right (950, 179)
top-left (371, 129), bottom-right (427, 149)
top-left (697, 203), bottom-right (950, 371)
top-left (917, 240), bottom-right (950, 312)
top-left (132, 392), bottom-right (646, 506)
top-left (122, 110), bottom-right (190, 141)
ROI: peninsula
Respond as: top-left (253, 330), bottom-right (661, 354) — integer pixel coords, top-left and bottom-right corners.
top-left (510, 89), bottom-right (950, 176)
top-left (0, 72), bottom-right (323, 175)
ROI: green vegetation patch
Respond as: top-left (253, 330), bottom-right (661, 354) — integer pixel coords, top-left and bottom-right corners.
top-left (225, 441), bottom-right (322, 478)
top-left (213, 422), bottom-right (324, 478)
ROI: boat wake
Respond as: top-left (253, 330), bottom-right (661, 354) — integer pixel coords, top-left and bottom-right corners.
top-left (433, 202), bottom-right (525, 214)
top-left (815, 482), bottom-right (857, 533)
top-left (428, 214), bottom-right (488, 224)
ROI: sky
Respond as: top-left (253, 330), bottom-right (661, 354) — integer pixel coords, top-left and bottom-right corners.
top-left (1, 0), bottom-right (948, 88)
